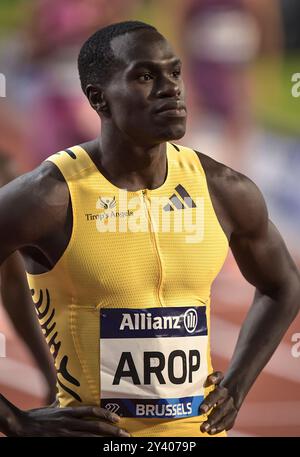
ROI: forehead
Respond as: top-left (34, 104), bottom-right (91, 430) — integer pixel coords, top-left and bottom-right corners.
top-left (110, 29), bottom-right (178, 68)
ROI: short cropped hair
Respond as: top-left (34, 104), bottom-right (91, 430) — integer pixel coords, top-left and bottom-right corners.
top-left (78, 21), bottom-right (157, 94)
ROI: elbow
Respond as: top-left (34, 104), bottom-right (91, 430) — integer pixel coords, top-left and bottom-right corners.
top-left (258, 271), bottom-right (300, 314)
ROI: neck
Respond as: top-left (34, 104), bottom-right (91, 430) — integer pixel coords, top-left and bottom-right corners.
top-left (91, 128), bottom-right (168, 191)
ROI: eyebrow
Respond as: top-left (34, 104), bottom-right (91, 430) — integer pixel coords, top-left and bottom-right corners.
top-left (129, 58), bottom-right (182, 71)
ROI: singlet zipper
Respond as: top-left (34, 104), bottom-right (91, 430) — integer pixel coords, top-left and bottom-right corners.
top-left (141, 190), bottom-right (164, 307)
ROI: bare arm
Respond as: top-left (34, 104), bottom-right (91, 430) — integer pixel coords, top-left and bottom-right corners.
top-left (223, 179), bottom-right (300, 403)
top-left (0, 166), bottom-right (128, 436)
top-left (0, 252), bottom-right (56, 403)
top-left (0, 161), bottom-right (56, 401)
top-left (199, 165), bottom-right (300, 434)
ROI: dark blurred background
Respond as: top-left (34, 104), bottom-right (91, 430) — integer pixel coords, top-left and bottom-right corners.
top-left (0, 0), bottom-right (299, 437)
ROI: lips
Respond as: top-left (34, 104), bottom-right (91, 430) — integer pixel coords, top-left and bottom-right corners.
top-left (155, 100), bottom-right (186, 115)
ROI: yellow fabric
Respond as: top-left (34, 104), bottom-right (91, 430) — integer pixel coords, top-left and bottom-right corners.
top-left (26, 142), bottom-right (228, 437)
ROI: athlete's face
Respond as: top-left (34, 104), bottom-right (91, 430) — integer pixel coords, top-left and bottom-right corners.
top-left (101, 29), bottom-right (187, 146)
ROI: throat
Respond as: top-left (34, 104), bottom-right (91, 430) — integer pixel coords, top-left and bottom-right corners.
top-left (86, 140), bottom-right (169, 191)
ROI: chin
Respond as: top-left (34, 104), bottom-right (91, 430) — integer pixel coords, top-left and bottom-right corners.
top-left (152, 119), bottom-right (186, 142)
top-left (163, 124), bottom-right (186, 142)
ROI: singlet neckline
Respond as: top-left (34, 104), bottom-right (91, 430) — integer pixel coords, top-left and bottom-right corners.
top-left (77, 142), bottom-right (176, 195)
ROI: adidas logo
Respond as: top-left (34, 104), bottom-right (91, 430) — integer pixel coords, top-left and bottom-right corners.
top-left (163, 185), bottom-right (196, 211)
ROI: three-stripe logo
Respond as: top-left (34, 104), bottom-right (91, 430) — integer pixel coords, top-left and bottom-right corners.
top-left (163, 184), bottom-right (197, 211)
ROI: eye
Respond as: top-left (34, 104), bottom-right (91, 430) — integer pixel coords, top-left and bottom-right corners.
top-left (172, 69), bottom-right (181, 78)
top-left (138, 73), bottom-right (153, 82)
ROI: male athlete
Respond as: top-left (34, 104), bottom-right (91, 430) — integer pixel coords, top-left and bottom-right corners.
top-left (0, 21), bottom-right (299, 437)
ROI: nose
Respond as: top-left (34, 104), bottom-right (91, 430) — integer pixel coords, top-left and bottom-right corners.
top-left (156, 76), bottom-right (181, 98)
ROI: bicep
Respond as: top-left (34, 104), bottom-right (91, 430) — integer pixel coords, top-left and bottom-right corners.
top-left (0, 162), bottom-right (69, 267)
top-left (0, 173), bottom-right (40, 265)
top-left (0, 189), bottom-right (22, 265)
top-left (230, 219), bottom-right (298, 295)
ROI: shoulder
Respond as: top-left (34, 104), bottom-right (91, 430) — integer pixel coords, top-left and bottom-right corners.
top-left (0, 160), bottom-right (69, 246)
top-left (194, 150), bottom-right (268, 237)
top-left (31, 160), bottom-right (69, 203)
top-left (0, 160), bottom-right (68, 207)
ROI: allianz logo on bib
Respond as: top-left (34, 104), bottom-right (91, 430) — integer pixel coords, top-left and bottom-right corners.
top-left (101, 306), bottom-right (207, 339)
top-left (104, 403), bottom-right (120, 414)
top-left (120, 308), bottom-right (198, 333)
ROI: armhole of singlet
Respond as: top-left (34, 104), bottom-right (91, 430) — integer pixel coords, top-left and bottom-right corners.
top-left (193, 149), bottom-right (229, 245)
top-left (26, 158), bottom-right (77, 278)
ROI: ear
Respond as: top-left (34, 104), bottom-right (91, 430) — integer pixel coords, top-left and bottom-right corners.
top-left (86, 84), bottom-right (110, 116)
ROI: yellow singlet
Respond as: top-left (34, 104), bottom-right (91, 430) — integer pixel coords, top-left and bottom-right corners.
top-left (26, 142), bottom-right (228, 437)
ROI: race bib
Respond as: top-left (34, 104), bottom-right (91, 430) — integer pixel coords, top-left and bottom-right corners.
top-left (100, 306), bottom-right (208, 419)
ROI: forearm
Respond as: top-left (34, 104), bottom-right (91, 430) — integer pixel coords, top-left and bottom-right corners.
top-left (222, 278), bottom-right (300, 409)
top-left (1, 287), bottom-right (57, 397)
top-left (0, 255), bottom-right (56, 398)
